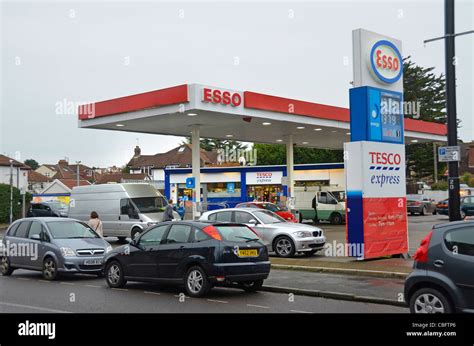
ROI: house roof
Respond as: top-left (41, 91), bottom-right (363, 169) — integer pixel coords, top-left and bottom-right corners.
top-left (0, 155), bottom-right (30, 169)
top-left (127, 144), bottom-right (219, 169)
top-left (58, 179), bottom-right (91, 189)
top-left (28, 171), bottom-right (50, 183)
top-left (468, 146), bottom-right (474, 169)
top-left (96, 172), bottom-right (148, 184)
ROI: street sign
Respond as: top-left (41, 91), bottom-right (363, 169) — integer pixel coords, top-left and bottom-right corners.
top-left (226, 182), bottom-right (235, 193)
top-left (185, 177), bottom-right (195, 189)
top-left (438, 146), bottom-right (460, 162)
top-left (20, 187), bottom-right (26, 195)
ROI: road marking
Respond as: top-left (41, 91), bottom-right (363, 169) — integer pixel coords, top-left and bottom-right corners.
top-left (0, 301), bottom-right (71, 313)
top-left (16, 278), bottom-right (30, 281)
top-left (246, 304), bottom-right (270, 309)
top-left (111, 288), bottom-right (128, 292)
top-left (38, 280), bottom-right (51, 283)
top-left (85, 284), bottom-right (101, 288)
top-left (206, 299), bottom-right (228, 304)
top-left (290, 309), bottom-right (313, 314)
top-left (60, 282), bottom-right (75, 285)
top-left (144, 291), bottom-right (161, 296)
top-left (174, 294), bottom-right (189, 299)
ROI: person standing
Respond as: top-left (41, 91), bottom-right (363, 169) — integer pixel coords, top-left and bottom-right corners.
top-left (162, 199), bottom-right (174, 222)
top-left (312, 195), bottom-right (319, 225)
top-left (88, 211), bottom-right (103, 237)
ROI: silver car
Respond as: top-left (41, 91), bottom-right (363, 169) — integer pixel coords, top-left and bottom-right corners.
top-left (0, 217), bottom-right (112, 280)
top-left (200, 208), bottom-right (326, 257)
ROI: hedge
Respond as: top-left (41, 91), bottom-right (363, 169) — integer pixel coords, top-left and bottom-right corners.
top-left (0, 184), bottom-right (32, 223)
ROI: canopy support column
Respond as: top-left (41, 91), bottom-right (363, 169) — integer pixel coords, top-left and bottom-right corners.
top-left (286, 134), bottom-right (295, 208)
top-left (191, 125), bottom-right (201, 220)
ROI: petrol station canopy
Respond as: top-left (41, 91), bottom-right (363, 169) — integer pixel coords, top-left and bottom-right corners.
top-left (78, 83), bottom-right (447, 147)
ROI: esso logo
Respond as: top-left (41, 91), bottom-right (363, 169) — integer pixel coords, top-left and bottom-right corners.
top-left (369, 40), bottom-right (403, 84)
top-left (202, 88), bottom-right (242, 107)
top-left (369, 152), bottom-right (401, 165)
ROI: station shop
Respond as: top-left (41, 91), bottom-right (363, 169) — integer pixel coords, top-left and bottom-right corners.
top-left (164, 163), bottom-right (344, 209)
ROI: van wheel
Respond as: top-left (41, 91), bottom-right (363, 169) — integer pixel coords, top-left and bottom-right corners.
top-left (42, 257), bottom-right (58, 281)
top-left (299, 213), bottom-right (303, 223)
top-left (274, 236), bottom-right (296, 257)
top-left (131, 228), bottom-right (141, 241)
top-left (330, 213), bottom-right (343, 225)
top-left (0, 256), bottom-right (14, 276)
top-left (185, 266), bottom-right (211, 297)
top-left (409, 288), bottom-right (452, 313)
top-left (105, 261), bottom-right (127, 288)
top-left (420, 207), bottom-right (426, 216)
top-left (240, 279), bottom-right (264, 292)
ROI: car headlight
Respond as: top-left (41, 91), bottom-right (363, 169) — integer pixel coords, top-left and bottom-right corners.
top-left (293, 231), bottom-right (312, 238)
top-left (106, 246), bottom-right (113, 253)
top-left (60, 247), bottom-right (76, 257)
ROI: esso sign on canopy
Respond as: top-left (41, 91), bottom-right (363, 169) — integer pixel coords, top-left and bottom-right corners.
top-left (369, 40), bottom-right (403, 84)
top-left (202, 88), bottom-right (242, 107)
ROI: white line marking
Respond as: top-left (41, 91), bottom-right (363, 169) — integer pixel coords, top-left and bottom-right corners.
top-left (174, 295), bottom-right (189, 298)
top-left (85, 284), bottom-right (101, 288)
top-left (16, 278), bottom-right (30, 281)
top-left (60, 282), bottom-right (75, 285)
top-left (246, 304), bottom-right (270, 309)
top-left (144, 291), bottom-right (161, 295)
top-left (112, 288), bottom-right (129, 292)
top-left (0, 301), bottom-right (71, 313)
top-left (290, 309), bottom-right (312, 314)
top-left (207, 299), bottom-right (228, 304)
top-left (38, 280), bottom-right (51, 283)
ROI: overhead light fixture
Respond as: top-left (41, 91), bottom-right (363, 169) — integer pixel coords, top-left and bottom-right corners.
top-left (411, 139), bottom-right (419, 143)
top-left (187, 113), bottom-right (197, 116)
top-left (346, 132), bottom-right (351, 135)
top-left (115, 124), bottom-right (125, 127)
top-left (262, 122), bottom-right (272, 126)
top-left (302, 141), bottom-right (309, 145)
top-left (296, 126), bottom-right (305, 130)
top-left (276, 139), bottom-right (283, 142)
top-left (332, 130), bottom-right (338, 133)
top-left (314, 128), bottom-right (322, 131)
top-left (225, 134), bottom-right (234, 138)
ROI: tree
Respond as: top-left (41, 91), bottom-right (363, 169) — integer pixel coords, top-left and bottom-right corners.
top-left (0, 184), bottom-right (32, 223)
top-left (253, 143), bottom-right (343, 165)
top-left (24, 159), bottom-right (39, 170)
top-left (403, 57), bottom-right (447, 182)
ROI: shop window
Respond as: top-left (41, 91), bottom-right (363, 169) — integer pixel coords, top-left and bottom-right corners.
top-left (207, 182), bottom-right (241, 198)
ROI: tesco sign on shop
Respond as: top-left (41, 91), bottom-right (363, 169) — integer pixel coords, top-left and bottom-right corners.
top-left (369, 40), bottom-right (403, 84)
top-left (202, 88), bottom-right (242, 107)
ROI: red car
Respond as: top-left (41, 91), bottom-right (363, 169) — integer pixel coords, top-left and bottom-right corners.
top-left (235, 202), bottom-right (298, 222)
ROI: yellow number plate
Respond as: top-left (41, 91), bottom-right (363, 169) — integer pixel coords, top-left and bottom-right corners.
top-left (238, 249), bottom-right (258, 257)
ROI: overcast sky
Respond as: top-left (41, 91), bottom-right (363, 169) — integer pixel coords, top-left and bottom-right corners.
top-left (1, 0), bottom-right (472, 168)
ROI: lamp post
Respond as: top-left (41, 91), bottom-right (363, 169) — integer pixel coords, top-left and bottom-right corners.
top-left (76, 161), bottom-right (81, 187)
top-left (9, 159), bottom-right (13, 224)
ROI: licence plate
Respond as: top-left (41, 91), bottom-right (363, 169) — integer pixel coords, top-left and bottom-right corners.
top-left (315, 238), bottom-right (325, 244)
top-left (238, 249), bottom-right (258, 257)
top-left (84, 259), bottom-right (102, 266)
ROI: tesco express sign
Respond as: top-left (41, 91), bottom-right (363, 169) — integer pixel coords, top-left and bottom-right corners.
top-left (202, 88), bottom-right (242, 107)
top-left (369, 40), bottom-right (403, 84)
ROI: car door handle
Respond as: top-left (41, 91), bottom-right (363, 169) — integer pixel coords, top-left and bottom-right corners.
top-left (434, 259), bottom-right (444, 267)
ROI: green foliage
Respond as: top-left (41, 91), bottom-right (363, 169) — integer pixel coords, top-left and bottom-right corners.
top-left (0, 184), bottom-right (32, 223)
top-left (182, 137), bottom-right (248, 151)
top-left (461, 172), bottom-right (473, 185)
top-left (121, 166), bottom-right (130, 174)
top-left (24, 159), bottom-right (39, 170)
top-left (431, 181), bottom-right (448, 191)
top-left (253, 143), bottom-right (343, 165)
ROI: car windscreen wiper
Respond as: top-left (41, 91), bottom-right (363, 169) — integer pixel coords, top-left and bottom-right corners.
top-left (235, 236), bottom-right (259, 242)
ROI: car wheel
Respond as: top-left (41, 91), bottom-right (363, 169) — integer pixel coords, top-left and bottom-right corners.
top-left (184, 266), bottom-right (211, 298)
top-left (105, 261), bottom-right (127, 288)
top-left (461, 210), bottom-right (466, 219)
top-left (131, 227), bottom-right (141, 241)
top-left (420, 207), bottom-right (426, 216)
top-left (409, 288), bottom-right (452, 314)
top-left (42, 257), bottom-right (58, 281)
top-left (240, 279), bottom-right (264, 292)
top-left (299, 213), bottom-right (303, 223)
top-left (432, 209), bottom-right (437, 215)
top-left (302, 250), bottom-right (318, 257)
top-left (117, 237), bottom-right (127, 243)
top-left (330, 213), bottom-right (343, 225)
top-left (0, 256), bottom-right (14, 276)
top-left (274, 236), bottom-right (296, 258)
top-left (410, 212), bottom-right (415, 216)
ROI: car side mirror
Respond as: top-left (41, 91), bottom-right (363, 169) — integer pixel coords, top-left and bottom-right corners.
top-left (249, 219), bottom-right (258, 225)
top-left (31, 234), bottom-right (41, 241)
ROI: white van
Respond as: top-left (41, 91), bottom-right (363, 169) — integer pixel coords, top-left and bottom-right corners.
top-left (68, 183), bottom-right (179, 241)
top-left (294, 186), bottom-right (346, 224)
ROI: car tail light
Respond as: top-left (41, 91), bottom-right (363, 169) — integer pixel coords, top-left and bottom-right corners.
top-left (413, 231), bottom-right (433, 263)
top-left (202, 225), bottom-right (222, 241)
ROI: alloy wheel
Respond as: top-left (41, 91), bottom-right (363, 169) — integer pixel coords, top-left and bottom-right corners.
top-left (187, 269), bottom-right (203, 294)
top-left (414, 293), bottom-right (445, 313)
top-left (0, 257), bottom-right (9, 273)
top-left (276, 238), bottom-right (292, 256)
top-left (108, 264), bottom-right (121, 285)
top-left (43, 259), bottom-right (56, 280)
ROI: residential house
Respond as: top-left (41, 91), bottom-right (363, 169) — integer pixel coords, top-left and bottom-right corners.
top-left (95, 172), bottom-right (149, 184)
top-left (28, 171), bottom-right (51, 194)
top-left (0, 154), bottom-right (30, 191)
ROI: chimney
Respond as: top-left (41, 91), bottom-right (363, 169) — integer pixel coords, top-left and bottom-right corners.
top-left (134, 145), bottom-right (141, 158)
top-left (58, 159), bottom-right (68, 166)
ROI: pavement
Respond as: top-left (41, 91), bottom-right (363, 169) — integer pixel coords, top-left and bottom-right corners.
top-left (0, 269), bottom-right (407, 313)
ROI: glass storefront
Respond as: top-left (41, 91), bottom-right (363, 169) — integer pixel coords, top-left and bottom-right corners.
top-left (246, 185), bottom-right (283, 204)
